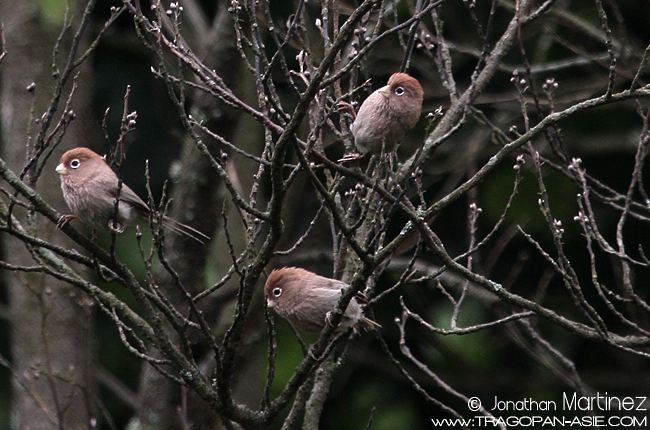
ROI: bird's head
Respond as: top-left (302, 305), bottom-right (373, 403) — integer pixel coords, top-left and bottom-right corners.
top-left (55, 147), bottom-right (105, 178)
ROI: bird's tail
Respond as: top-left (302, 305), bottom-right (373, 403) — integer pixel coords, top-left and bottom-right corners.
top-left (161, 216), bottom-right (210, 244)
top-left (353, 292), bottom-right (381, 332)
top-left (359, 316), bottom-right (381, 331)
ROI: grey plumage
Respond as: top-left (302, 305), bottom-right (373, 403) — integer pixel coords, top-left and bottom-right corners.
top-left (56, 147), bottom-right (209, 244)
top-left (351, 72), bottom-right (423, 154)
top-left (264, 267), bottom-right (380, 333)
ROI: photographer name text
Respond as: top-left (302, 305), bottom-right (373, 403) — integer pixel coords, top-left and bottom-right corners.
top-left (491, 392), bottom-right (647, 412)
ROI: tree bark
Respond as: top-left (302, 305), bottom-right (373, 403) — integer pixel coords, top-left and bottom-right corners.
top-left (132, 5), bottom-right (245, 429)
top-left (0, 1), bottom-right (97, 428)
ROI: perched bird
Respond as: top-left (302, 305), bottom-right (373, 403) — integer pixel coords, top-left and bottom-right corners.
top-left (55, 147), bottom-right (209, 244)
top-left (341, 72), bottom-right (423, 160)
top-left (264, 267), bottom-right (380, 333)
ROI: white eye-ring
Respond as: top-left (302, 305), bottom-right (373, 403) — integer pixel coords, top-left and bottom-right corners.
top-left (272, 287), bottom-right (282, 297)
top-left (394, 86), bottom-right (405, 96)
top-left (69, 159), bottom-right (81, 169)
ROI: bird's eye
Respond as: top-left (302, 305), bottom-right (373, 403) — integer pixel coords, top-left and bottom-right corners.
top-left (394, 86), bottom-right (405, 96)
top-left (69, 159), bottom-right (81, 169)
top-left (272, 287), bottom-right (282, 297)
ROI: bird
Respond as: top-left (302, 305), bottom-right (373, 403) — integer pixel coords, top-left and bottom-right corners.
top-left (55, 147), bottom-right (210, 244)
top-left (339, 72), bottom-right (423, 161)
top-left (264, 267), bottom-right (380, 333)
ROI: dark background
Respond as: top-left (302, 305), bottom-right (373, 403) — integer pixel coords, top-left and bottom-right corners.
top-left (1, 0), bottom-right (650, 429)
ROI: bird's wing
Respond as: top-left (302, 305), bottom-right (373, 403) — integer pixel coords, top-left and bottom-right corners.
top-left (283, 301), bottom-right (327, 332)
top-left (106, 182), bottom-right (150, 215)
top-left (319, 279), bottom-right (349, 291)
top-left (286, 285), bottom-right (363, 331)
top-left (316, 280), bottom-right (368, 326)
top-left (319, 279), bottom-right (368, 304)
top-left (283, 287), bottom-right (340, 331)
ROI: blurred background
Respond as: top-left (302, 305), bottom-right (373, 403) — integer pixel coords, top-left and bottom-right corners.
top-left (1, 0), bottom-right (650, 429)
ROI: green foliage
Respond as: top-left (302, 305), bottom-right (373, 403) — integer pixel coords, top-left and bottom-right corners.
top-left (481, 166), bottom-right (578, 237)
top-left (38, 0), bottom-right (66, 26)
top-left (267, 324), bottom-right (310, 398)
top-left (371, 405), bottom-right (417, 430)
top-left (429, 302), bottom-right (498, 368)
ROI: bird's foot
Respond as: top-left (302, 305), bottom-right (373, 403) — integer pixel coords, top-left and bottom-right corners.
top-left (338, 153), bottom-right (363, 163)
top-left (56, 214), bottom-right (78, 229)
top-left (107, 219), bottom-right (125, 233)
top-left (336, 101), bottom-right (356, 120)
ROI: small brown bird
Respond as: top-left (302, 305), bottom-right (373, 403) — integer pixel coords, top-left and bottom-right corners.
top-left (55, 147), bottom-right (209, 244)
top-left (264, 267), bottom-right (380, 333)
top-left (342, 72), bottom-right (423, 159)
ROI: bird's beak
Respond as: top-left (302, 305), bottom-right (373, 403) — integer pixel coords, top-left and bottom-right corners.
top-left (378, 85), bottom-right (390, 97)
top-left (266, 299), bottom-right (274, 308)
top-left (55, 163), bottom-right (67, 175)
